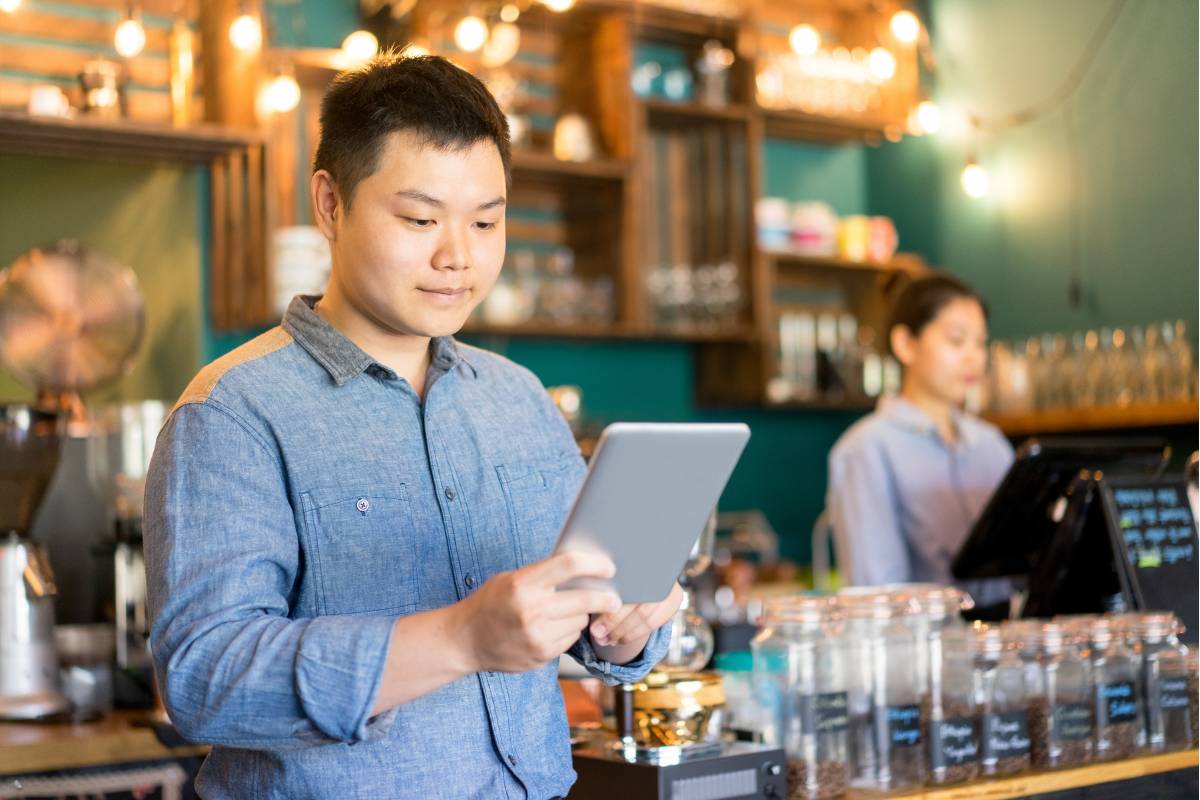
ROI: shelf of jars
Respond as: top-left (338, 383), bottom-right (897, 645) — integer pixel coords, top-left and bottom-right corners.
top-left (766, 248), bottom-right (928, 275)
top-left (984, 401), bottom-right (1199, 437)
top-left (845, 750), bottom-right (1199, 800)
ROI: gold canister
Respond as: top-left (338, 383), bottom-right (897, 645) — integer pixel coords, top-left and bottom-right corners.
top-left (629, 670), bottom-right (725, 748)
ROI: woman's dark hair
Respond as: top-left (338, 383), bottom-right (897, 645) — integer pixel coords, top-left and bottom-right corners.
top-left (313, 53), bottom-right (511, 211)
top-left (886, 272), bottom-right (988, 350)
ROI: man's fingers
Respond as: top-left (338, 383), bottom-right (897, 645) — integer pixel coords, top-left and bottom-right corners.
top-left (549, 588), bottom-right (622, 618)
top-left (599, 604), bottom-right (651, 645)
top-left (526, 550), bottom-right (615, 588)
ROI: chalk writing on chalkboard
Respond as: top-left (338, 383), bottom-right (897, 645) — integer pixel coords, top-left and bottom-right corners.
top-left (1113, 486), bottom-right (1197, 569)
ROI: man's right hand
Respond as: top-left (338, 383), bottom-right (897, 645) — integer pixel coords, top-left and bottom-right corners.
top-left (453, 551), bottom-right (621, 674)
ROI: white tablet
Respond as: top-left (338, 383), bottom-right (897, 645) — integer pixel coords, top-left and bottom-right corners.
top-left (552, 422), bottom-right (751, 603)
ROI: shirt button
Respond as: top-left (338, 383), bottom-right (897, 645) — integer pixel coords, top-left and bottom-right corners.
top-left (464, 574), bottom-right (475, 588)
top-left (355, 498), bottom-right (370, 513)
top-left (444, 486), bottom-right (456, 501)
top-left (507, 753), bottom-right (518, 766)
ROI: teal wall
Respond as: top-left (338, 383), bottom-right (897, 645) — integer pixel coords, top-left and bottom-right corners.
top-left (867, 0), bottom-right (1199, 341)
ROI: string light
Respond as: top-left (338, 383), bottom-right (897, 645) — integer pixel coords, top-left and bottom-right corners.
top-left (500, 3), bottom-right (519, 22)
top-left (890, 10), bottom-right (921, 44)
top-left (454, 16), bottom-right (488, 52)
top-left (788, 24), bottom-right (820, 57)
top-left (867, 47), bottom-right (896, 82)
top-left (914, 100), bottom-right (941, 134)
top-left (961, 160), bottom-right (989, 199)
top-left (229, 12), bottom-right (262, 51)
top-left (114, 9), bottom-right (146, 58)
top-left (0, 0), bottom-right (22, 13)
top-left (542, 0), bottom-right (575, 11)
top-left (341, 30), bottom-right (379, 65)
top-left (263, 72), bottom-right (300, 113)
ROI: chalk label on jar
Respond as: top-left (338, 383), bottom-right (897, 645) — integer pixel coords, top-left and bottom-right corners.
top-left (983, 711), bottom-right (1031, 761)
top-left (929, 717), bottom-right (980, 769)
top-left (1159, 677), bottom-right (1190, 711)
top-left (887, 704), bottom-right (922, 747)
top-left (1097, 681), bottom-right (1138, 724)
top-left (800, 691), bottom-right (850, 735)
top-left (1052, 703), bottom-right (1093, 740)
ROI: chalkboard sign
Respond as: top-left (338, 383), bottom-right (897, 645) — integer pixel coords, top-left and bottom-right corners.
top-left (1100, 476), bottom-right (1199, 642)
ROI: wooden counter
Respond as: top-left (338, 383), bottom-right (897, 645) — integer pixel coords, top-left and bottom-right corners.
top-left (0, 711), bottom-right (208, 775)
top-left (852, 750), bottom-right (1198, 799)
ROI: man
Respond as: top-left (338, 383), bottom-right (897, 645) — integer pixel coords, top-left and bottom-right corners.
top-left (146, 54), bottom-right (681, 799)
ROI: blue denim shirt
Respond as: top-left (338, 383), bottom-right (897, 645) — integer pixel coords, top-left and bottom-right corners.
top-left (827, 396), bottom-right (1015, 607)
top-left (145, 295), bottom-right (671, 799)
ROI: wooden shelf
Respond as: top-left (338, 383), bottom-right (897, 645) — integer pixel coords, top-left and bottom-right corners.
top-left (0, 710), bottom-right (208, 775)
top-left (766, 248), bottom-right (927, 274)
top-left (985, 400), bottom-right (1199, 436)
top-left (0, 110), bottom-right (260, 164)
top-left (510, 149), bottom-right (628, 181)
top-left (641, 98), bottom-right (753, 124)
top-left (759, 106), bottom-right (895, 144)
top-left (850, 749), bottom-right (1198, 800)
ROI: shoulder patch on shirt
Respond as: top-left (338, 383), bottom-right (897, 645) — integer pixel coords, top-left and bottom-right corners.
top-left (172, 327), bottom-right (294, 412)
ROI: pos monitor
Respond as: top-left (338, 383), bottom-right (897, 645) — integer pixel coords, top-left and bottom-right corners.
top-left (951, 437), bottom-right (1174, 620)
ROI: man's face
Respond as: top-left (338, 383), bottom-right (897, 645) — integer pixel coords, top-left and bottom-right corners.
top-left (326, 131), bottom-right (507, 338)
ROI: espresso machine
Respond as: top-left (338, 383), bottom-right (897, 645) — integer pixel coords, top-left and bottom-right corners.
top-left (570, 513), bottom-right (787, 799)
top-left (0, 406), bottom-right (71, 720)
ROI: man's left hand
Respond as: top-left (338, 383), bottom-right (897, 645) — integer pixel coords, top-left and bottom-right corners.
top-left (588, 582), bottom-right (684, 649)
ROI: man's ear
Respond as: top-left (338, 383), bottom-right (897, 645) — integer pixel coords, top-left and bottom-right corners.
top-left (890, 324), bottom-right (916, 367)
top-left (311, 170), bottom-right (341, 241)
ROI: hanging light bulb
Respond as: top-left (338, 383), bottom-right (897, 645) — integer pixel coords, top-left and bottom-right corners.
top-left (114, 9), bottom-right (146, 58)
top-left (961, 160), bottom-right (989, 199)
top-left (915, 100), bottom-right (940, 134)
top-left (341, 30), bottom-right (379, 65)
top-left (500, 3), bottom-right (520, 22)
top-left (263, 72), bottom-right (301, 113)
top-left (454, 15), bottom-right (488, 52)
top-left (402, 41), bottom-right (431, 58)
top-left (542, 0), bottom-right (575, 11)
top-left (890, 9), bottom-right (920, 44)
top-left (482, 22), bottom-right (521, 68)
top-left (229, 13), bottom-right (262, 51)
top-left (788, 24), bottom-right (820, 57)
top-left (867, 47), bottom-right (896, 82)
top-left (0, 0), bottom-right (22, 13)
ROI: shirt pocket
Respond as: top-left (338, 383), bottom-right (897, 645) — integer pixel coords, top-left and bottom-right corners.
top-left (495, 454), bottom-right (582, 568)
top-left (299, 488), bottom-right (419, 616)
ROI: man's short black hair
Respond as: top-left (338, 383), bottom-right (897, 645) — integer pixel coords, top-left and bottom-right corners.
top-left (313, 53), bottom-right (511, 211)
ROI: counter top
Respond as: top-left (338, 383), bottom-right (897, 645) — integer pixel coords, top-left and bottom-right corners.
top-left (0, 711), bottom-right (208, 775)
top-left (854, 750), bottom-right (1198, 799)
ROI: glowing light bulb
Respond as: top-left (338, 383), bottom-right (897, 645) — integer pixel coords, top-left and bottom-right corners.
top-left (341, 30), bottom-right (379, 65)
top-left (542, 0), bottom-right (575, 11)
top-left (890, 10), bottom-right (920, 44)
top-left (868, 47), bottom-right (896, 82)
top-left (454, 16), bottom-right (488, 52)
top-left (789, 24), bottom-right (820, 57)
top-left (229, 13), bottom-right (262, 51)
top-left (0, 0), bottom-right (22, 13)
top-left (114, 17), bottom-right (146, 58)
top-left (500, 3), bottom-right (520, 22)
top-left (402, 42), bottom-right (430, 58)
top-left (915, 100), bottom-right (940, 134)
top-left (961, 161), bottom-right (989, 198)
top-left (264, 73), bottom-right (300, 113)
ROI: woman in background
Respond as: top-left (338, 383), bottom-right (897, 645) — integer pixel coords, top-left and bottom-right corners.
top-left (827, 273), bottom-right (1013, 613)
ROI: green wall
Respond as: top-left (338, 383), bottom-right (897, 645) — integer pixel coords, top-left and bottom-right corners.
top-left (867, 0), bottom-right (1199, 341)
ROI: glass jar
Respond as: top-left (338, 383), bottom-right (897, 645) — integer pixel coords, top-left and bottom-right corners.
top-left (1138, 613), bottom-right (1193, 753)
top-left (1030, 621), bottom-right (1094, 769)
top-left (925, 625), bottom-right (980, 785)
top-left (838, 591), bottom-right (925, 793)
top-left (976, 624), bottom-right (1032, 777)
top-left (1090, 617), bottom-right (1141, 761)
top-left (752, 596), bottom-right (850, 799)
top-left (1108, 613), bottom-right (1148, 752)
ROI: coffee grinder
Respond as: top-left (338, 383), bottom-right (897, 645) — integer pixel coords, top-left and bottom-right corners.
top-left (0, 405), bottom-right (71, 720)
top-left (570, 513), bottom-right (787, 799)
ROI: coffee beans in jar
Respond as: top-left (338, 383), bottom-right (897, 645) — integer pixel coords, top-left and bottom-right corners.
top-left (1090, 618), bottom-right (1142, 762)
top-left (1030, 622), bottom-right (1094, 769)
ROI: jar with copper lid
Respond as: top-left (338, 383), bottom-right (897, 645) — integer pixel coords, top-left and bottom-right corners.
top-left (1090, 617), bottom-right (1142, 761)
top-left (1137, 612), bottom-right (1192, 753)
top-left (1030, 621), bottom-right (1094, 769)
top-left (974, 623), bottom-right (1031, 777)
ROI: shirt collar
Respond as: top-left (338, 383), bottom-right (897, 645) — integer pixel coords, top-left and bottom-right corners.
top-left (281, 294), bottom-right (476, 386)
top-left (877, 395), bottom-right (979, 447)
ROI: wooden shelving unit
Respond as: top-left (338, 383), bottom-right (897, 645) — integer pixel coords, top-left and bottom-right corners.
top-left (510, 149), bottom-right (629, 181)
top-left (640, 98), bottom-right (753, 124)
top-left (767, 249), bottom-right (928, 275)
top-left (985, 400), bottom-right (1199, 437)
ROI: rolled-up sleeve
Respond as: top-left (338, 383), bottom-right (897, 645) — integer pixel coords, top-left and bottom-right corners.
top-left (567, 621), bottom-right (673, 685)
top-left (145, 400), bottom-right (396, 750)
top-left (827, 437), bottom-right (912, 586)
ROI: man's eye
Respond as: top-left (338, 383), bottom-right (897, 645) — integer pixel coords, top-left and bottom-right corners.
top-left (475, 221), bottom-right (498, 231)
top-left (405, 218), bottom-right (434, 228)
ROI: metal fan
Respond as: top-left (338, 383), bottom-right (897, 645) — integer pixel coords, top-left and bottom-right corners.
top-left (0, 240), bottom-right (145, 417)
